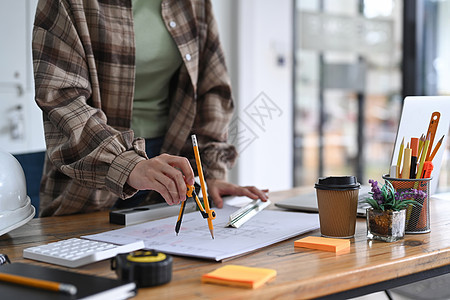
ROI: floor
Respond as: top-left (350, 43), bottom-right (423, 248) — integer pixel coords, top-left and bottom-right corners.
top-left (351, 272), bottom-right (450, 300)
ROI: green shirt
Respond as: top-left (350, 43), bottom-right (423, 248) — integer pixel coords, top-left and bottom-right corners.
top-left (132, 0), bottom-right (182, 138)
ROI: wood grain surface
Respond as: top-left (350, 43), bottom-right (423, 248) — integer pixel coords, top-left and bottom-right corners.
top-left (1, 187), bottom-right (449, 299)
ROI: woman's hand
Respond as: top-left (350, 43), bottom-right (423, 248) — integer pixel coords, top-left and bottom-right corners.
top-left (205, 178), bottom-right (269, 208)
top-left (127, 154), bottom-right (195, 205)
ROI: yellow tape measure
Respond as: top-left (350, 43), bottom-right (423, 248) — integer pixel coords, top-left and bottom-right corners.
top-left (127, 251), bottom-right (166, 263)
top-left (112, 250), bottom-right (172, 287)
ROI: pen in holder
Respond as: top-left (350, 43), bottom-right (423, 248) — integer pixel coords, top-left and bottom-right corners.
top-left (382, 175), bottom-right (431, 234)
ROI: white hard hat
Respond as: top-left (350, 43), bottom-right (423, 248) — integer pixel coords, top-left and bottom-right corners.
top-left (0, 150), bottom-right (35, 236)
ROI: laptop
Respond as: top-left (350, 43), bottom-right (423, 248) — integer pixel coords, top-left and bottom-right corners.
top-left (275, 185), bottom-right (372, 217)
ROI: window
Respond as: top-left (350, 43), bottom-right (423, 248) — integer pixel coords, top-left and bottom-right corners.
top-left (294, 0), bottom-right (403, 187)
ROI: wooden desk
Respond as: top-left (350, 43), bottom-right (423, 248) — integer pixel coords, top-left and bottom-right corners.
top-left (1, 188), bottom-right (449, 299)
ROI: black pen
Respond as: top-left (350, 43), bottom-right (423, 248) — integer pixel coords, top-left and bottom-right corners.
top-left (409, 137), bottom-right (419, 178)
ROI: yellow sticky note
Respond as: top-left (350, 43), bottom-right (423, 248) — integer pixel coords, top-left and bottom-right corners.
top-left (294, 236), bottom-right (350, 253)
top-left (201, 265), bottom-right (276, 289)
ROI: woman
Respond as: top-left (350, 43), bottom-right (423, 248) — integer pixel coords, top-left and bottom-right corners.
top-left (33, 0), bottom-right (268, 216)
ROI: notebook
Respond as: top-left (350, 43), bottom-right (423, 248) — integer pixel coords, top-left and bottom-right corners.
top-left (274, 185), bottom-right (371, 217)
top-left (0, 263), bottom-right (136, 299)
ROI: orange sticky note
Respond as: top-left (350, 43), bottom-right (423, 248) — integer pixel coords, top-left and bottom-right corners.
top-left (294, 236), bottom-right (350, 253)
top-left (201, 265), bottom-right (276, 289)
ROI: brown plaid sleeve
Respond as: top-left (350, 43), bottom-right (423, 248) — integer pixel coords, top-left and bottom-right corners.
top-left (33, 0), bottom-right (146, 208)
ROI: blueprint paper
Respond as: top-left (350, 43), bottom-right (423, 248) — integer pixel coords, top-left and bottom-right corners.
top-left (84, 204), bottom-right (319, 261)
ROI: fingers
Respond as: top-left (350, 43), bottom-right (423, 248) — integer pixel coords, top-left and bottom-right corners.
top-left (236, 186), bottom-right (269, 202)
top-left (151, 180), bottom-right (178, 206)
top-left (205, 179), bottom-right (269, 210)
top-left (158, 154), bottom-right (194, 205)
top-left (127, 154), bottom-right (195, 206)
top-left (165, 155), bottom-right (195, 186)
top-left (247, 187), bottom-right (269, 201)
top-left (236, 186), bottom-right (259, 200)
top-left (209, 188), bottom-right (224, 209)
top-left (141, 155), bottom-right (183, 205)
top-left (160, 162), bottom-right (187, 203)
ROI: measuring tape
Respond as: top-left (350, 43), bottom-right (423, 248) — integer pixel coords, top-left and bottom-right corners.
top-left (0, 254), bottom-right (10, 265)
top-left (111, 250), bottom-right (172, 287)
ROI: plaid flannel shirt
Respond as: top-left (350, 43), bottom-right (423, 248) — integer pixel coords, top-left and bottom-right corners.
top-left (33, 0), bottom-right (236, 216)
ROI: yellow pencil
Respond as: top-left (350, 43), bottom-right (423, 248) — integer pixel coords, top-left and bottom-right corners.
top-left (416, 135), bottom-right (430, 179)
top-left (428, 135), bottom-right (444, 162)
top-left (396, 137), bottom-right (404, 178)
top-left (417, 134), bottom-right (425, 164)
top-left (0, 272), bottom-right (77, 295)
top-left (191, 134), bottom-right (215, 239)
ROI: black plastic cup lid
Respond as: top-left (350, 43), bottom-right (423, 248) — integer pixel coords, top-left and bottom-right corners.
top-left (314, 176), bottom-right (360, 191)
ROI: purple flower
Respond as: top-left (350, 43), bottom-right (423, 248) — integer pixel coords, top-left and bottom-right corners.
top-left (369, 179), bottom-right (378, 190)
top-left (366, 179), bottom-right (426, 211)
top-left (369, 179), bottom-right (383, 201)
top-left (399, 189), bottom-right (427, 201)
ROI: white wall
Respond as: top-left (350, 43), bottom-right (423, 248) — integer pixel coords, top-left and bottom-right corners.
top-left (0, 0), bottom-right (44, 155)
top-left (212, 0), bottom-right (294, 191)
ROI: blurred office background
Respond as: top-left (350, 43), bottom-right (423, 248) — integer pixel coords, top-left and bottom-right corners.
top-left (212, 0), bottom-right (450, 193)
top-left (1, 0), bottom-right (449, 218)
top-left (292, 0), bottom-right (449, 191)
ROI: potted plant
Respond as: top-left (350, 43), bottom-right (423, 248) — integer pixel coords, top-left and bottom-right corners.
top-left (365, 179), bottom-right (426, 242)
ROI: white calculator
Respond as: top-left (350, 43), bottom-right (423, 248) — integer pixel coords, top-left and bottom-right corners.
top-left (23, 238), bottom-right (145, 268)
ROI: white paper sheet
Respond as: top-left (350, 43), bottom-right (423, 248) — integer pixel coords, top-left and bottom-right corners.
top-left (83, 205), bottom-right (319, 261)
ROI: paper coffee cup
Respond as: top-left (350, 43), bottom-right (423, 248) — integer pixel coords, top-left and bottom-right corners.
top-left (314, 176), bottom-right (360, 238)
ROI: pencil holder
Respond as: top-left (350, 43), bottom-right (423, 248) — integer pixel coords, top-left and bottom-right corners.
top-left (382, 175), bottom-right (431, 234)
